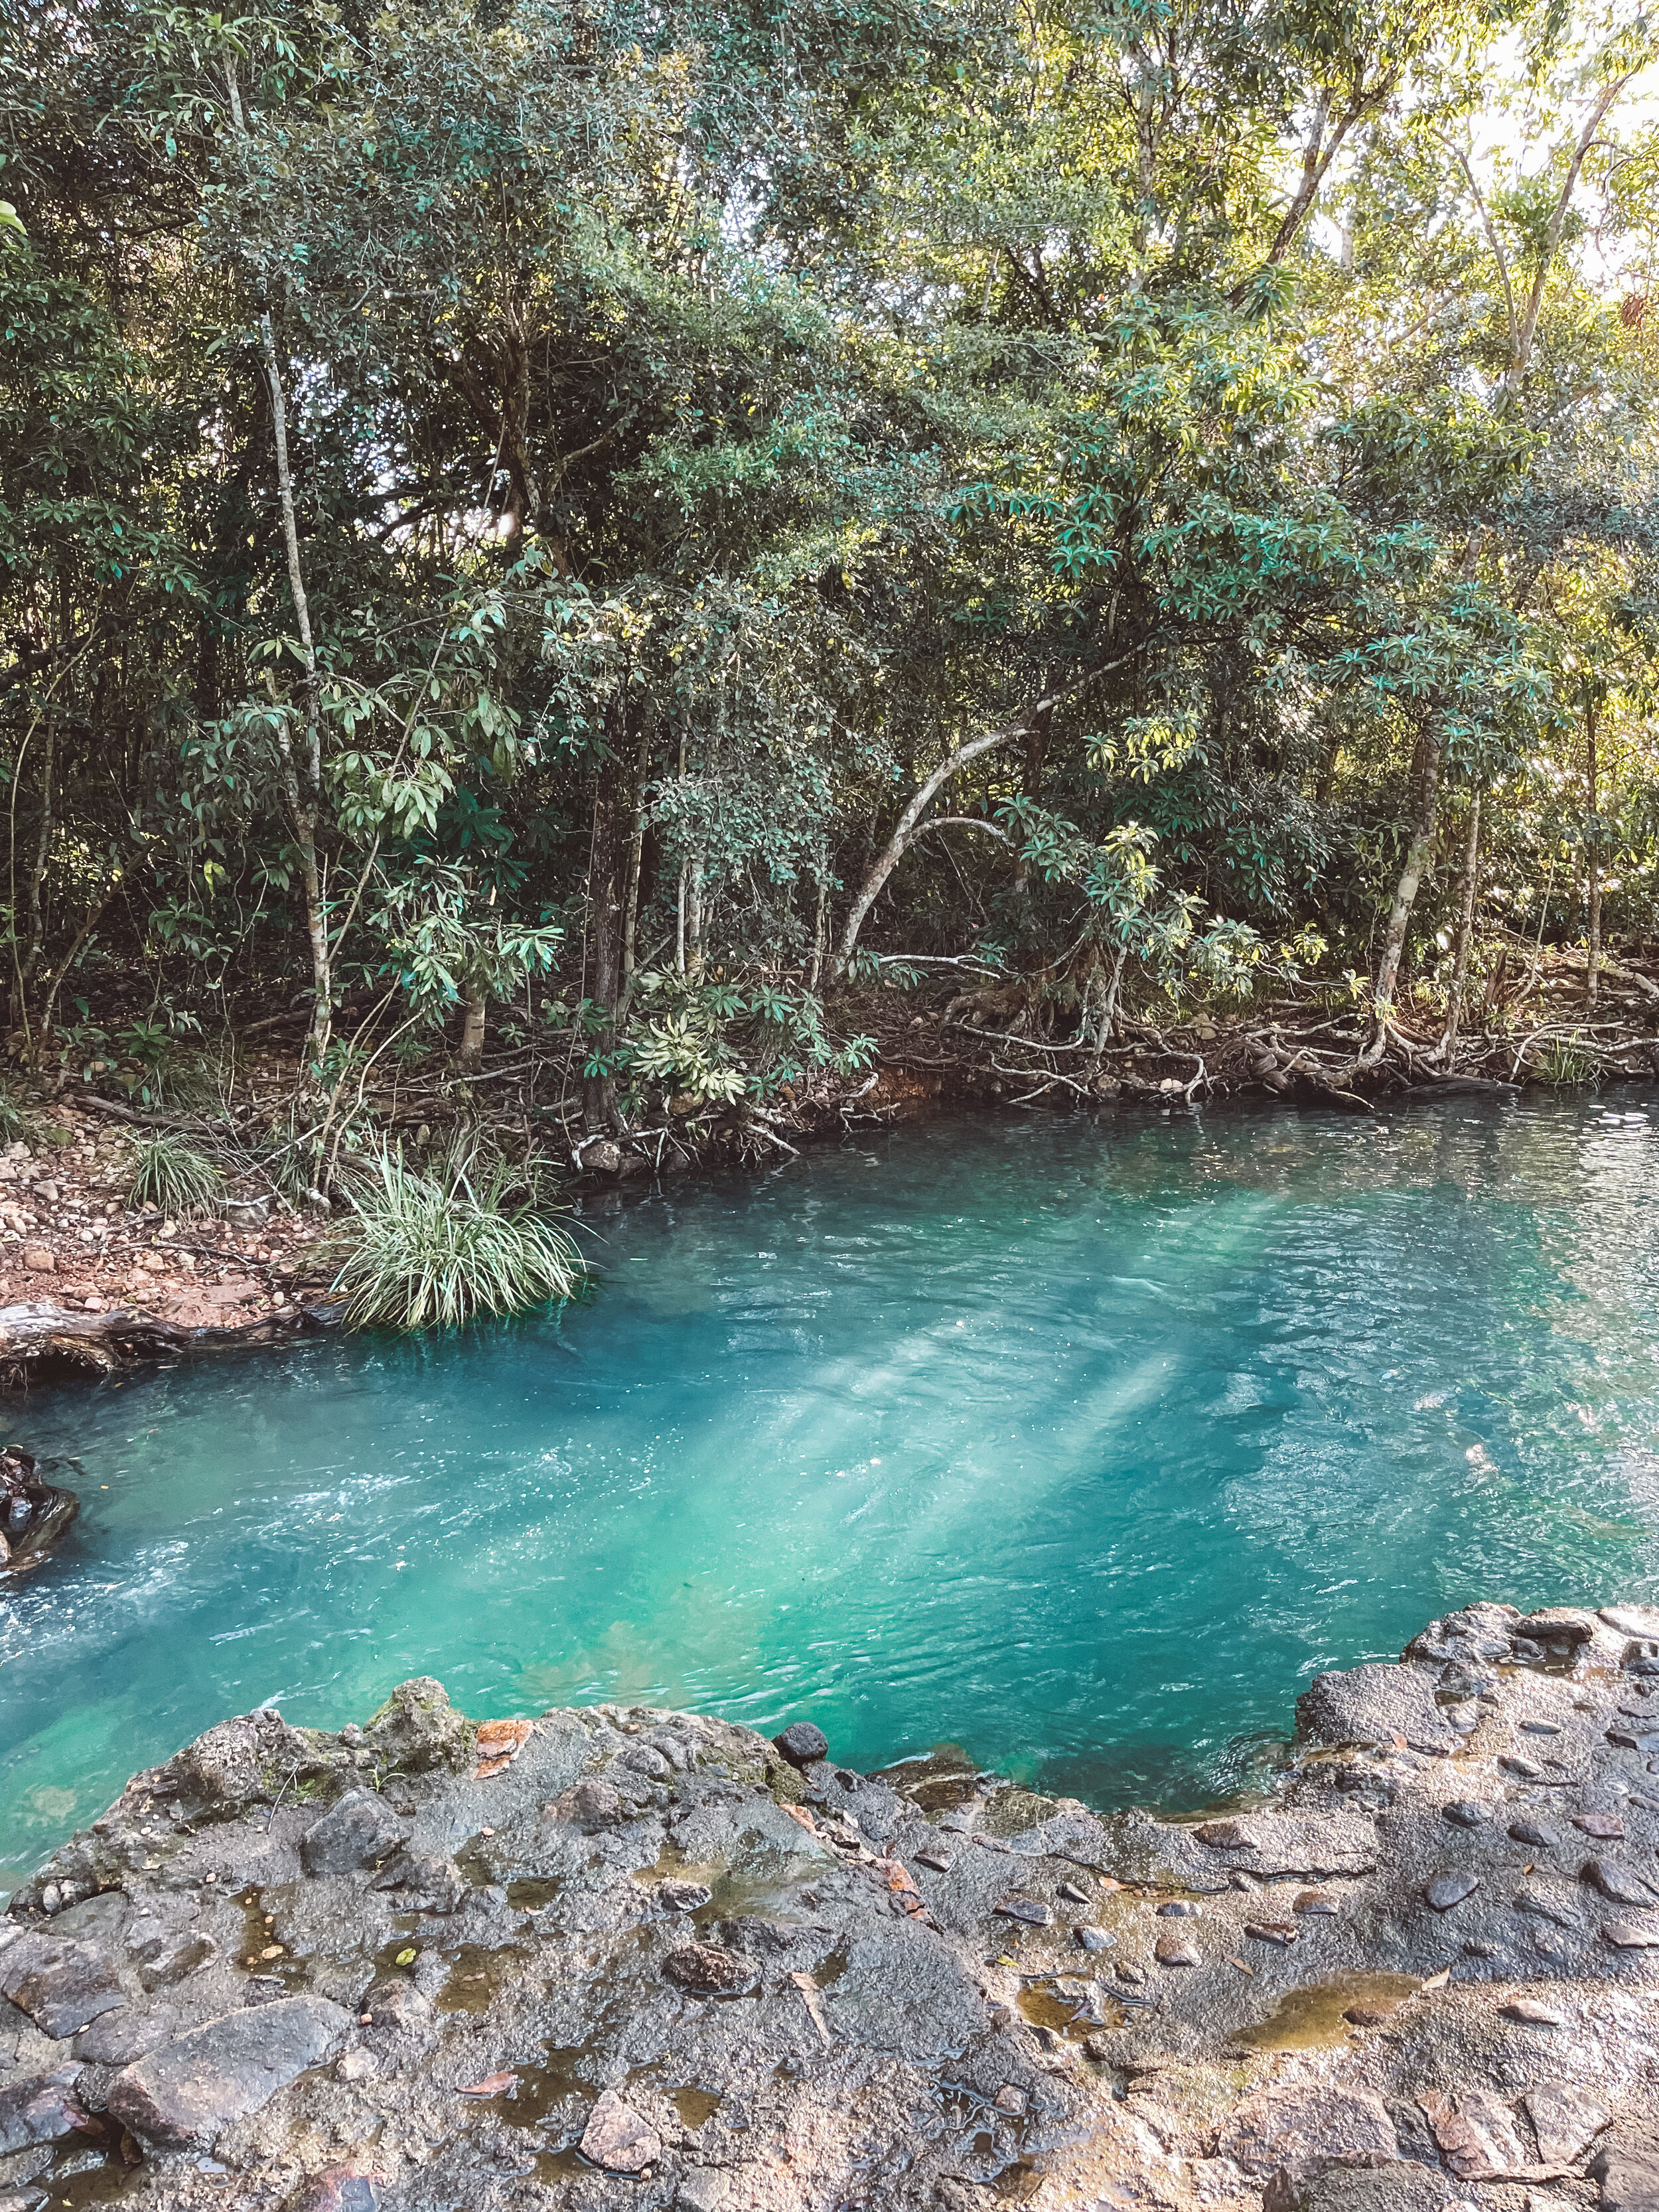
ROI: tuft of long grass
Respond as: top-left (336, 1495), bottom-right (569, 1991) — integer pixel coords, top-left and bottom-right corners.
top-left (0, 1086), bottom-right (35, 1145)
top-left (328, 1140), bottom-right (584, 1331)
top-left (1535, 1033), bottom-right (1600, 1088)
top-left (127, 1135), bottom-right (226, 1216)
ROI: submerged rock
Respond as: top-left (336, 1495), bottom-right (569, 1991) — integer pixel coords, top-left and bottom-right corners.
top-left (7, 1599), bottom-right (1659, 2210)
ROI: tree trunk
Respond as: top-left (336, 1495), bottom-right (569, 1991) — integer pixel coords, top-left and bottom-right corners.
top-left (457, 978), bottom-right (486, 1069)
top-left (832, 695), bottom-right (1075, 977)
top-left (618, 716), bottom-right (652, 1017)
top-left (1364, 727), bottom-right (1441, 1059)
top-left (582, 756), bottom-right (627, 1135)
top-left (686, 848), bottom-right (705, 977)
top-left (1585, 690), bottom-right (1601, 1013)
top-left (259, 309), bottom-right (332, 1070)
top-left (18, 712), bottom-right (55, 1005)
top-left (1439, 788), bottom-right (1482, 1058)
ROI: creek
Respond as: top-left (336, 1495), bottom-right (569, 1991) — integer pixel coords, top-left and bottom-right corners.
top-left (3, 1095), bottom-right (1658, 1887)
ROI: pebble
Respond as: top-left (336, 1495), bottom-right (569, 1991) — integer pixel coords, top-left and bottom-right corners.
top-left (1056, 1880), bottom-right (1090, 1905)
top-left (1464, 1940), bottom-right (1504, 1958)
top-left (1157, 1901), bottom-right (1200, 1917)
top-left (995, 1895), bottom-right (1050, 1927)
top-left (1506, 1820), bottom-right (1557, 1848)
top-left (1425, 1872), bottom-right (1480, 1911)
top-left (1115, 1963), bottom-right (1146, 1986)
top-left (772, 1722), bottom-right (829, 1769)
top-left (1293, 1891), bottom-right (1338, 1915)
top-left (1076, 1927), bottom-right (1114, 1953)
top-left (993, 2085), bottom-right (1027, 2116)
top-left (1501, 1999), bottom-right (1565, 2024)
top-left (1443, 1801), bottom-right (1487, 1828)
top-left (1244, 1921), bottom-right (1299, 1946)
top-left (1154, 1936), bottom-right (1200, 1966)
top-left (1500, 1755), bottom-right (1545, 1779)
top-left (1520, 1720), bottom-right (1562, 1735)
top-left (913, 1848), bottom-right (953, 1874)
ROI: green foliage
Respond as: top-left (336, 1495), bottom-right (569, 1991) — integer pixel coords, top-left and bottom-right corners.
top-left (126, 1136), bottom-right (226, 1216)
top-left (1532, 1032), bottom-right (1601, 1086)
top-left (328, 1139), bottom-right (585, 1331)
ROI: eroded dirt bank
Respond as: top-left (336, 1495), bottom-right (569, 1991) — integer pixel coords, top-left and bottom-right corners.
top-left (3, 1602), bottom-right (1659, 2211)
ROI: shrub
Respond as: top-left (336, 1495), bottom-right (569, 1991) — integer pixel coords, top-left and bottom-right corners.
top-left (126, 1136), bottom-right (226, 1216)
top-left (328, 1140), bottom-right (584, 1331)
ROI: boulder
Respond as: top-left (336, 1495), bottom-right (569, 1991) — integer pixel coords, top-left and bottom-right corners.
top-left (0, 2067), bottom-right (86, 2156)
top-left (0, 1927), bottom-right (123, 2037)
top-left (300, 1791), bottom-right (409, 1876)
top-left (772, 1722), bottom-right (830, 1769)
top-left (106, 1996), bottom-right (352, 2149)
top-left (362, 1679), bottom-right (469, 1774)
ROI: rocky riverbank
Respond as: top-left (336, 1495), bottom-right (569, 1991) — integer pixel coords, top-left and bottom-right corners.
top-left (3, 1602), bottom-right (1659, 2212)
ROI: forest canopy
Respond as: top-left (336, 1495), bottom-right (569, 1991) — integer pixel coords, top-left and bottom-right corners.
top-left (5, 0), bottom-right (1659, 1132)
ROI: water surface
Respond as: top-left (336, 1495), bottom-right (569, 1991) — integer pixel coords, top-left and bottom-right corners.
top-left (3, 1096), bottom-right (1658, 1883)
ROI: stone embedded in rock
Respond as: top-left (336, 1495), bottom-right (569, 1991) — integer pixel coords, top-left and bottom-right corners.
top-left (1518, 1718), bottom-right (1561, 1734)
top-left (0, 1929), bottom-right (123, 2038)
top-left (1507, 1820), bottom-right (1557, 1848)
top-left (1595, 2128), bottom-right (1659, 2212)
top-left (657, 1879), bottom-right (712, 1912)
top-left (1500, 1998), bottom-right (1564, 2024)
top-left (995, 1895), bottom-right (1050, 1927)
top-left (358, 1980), bottom-right (433, 2032)
top-left (1157, 1900), bottom-right (1200, 1917)
top-left (1293, 1891), bottom-right (1339, 1915)
top-left (72, 2004), bottom-right (176, 2067)
top-left (1524, 2085), bottom-right (1609, 2164)
top-left (1244, 1921), bottom-right (1300, 1946)
top-left (1585, 1858), bottom-right (1658, 1907)
top-left (1425, 1872), bottom-right (1480, 1911)
top-left (772, 1722), bottom-right (830, 1769)
top-left (300, 1791), bottom-right (409, 1877)
top-left (106, 1995), bottom-right (351, 2148)
top-left (913, 1848), bottom-right (952, 1874)
top-left (137, 1931), bottom-right (217, 1992)
top-left (1603, 1919), bottom-right (1659, 1949)
top-left (1193, 1818), bottom-right (1254, 1848)
top-left (1076, 1927), bottom-right (1114, 1952)
top-left (1419, 2087), bottom-right (1531, 2179)
top-left (1443, 1800), bottom-right (1487, 1827)
top-left (580, 2088), bottom-right (661, 2174)
top-left (1514, 1607), bottom-right (1597, 1646)
top-left (1154, 1936), bottom-right (1200, 1966)
top-left (0, 2067), bottom-right (87, 2156)
top-left (568, 1779), bottom-right (626, 1829)
top-left (1572, 1812), bottom-right (1625, 1839)
top-left (1218, 2085), bottom-right (1398, 2178)
top-left (1297, 1664), bottom-right (1451, 1753)
top-left (1056, 1880), bottom-right (1089, 1904)
top-left (1500, 1755), bottom-right (1544, 1779)
top-left (663, 1944), bottom-right (755, 1995)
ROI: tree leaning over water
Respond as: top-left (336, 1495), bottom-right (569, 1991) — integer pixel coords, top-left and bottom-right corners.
top-left (3, 0), bottom-right (1659, 1130)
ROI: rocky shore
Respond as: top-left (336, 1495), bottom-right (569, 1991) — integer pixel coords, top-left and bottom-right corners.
top-left (3, 1602), bottom-right (1659, 2211)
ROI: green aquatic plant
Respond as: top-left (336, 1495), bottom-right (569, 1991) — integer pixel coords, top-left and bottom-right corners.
top-left (328, 1139), bottom-right (584, 1331)
top-left (126, 1136), bottom-right (226, 1217)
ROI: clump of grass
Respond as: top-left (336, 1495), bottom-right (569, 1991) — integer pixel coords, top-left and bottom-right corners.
top-left (127, 1136), bottom-right (226, 1217)
top-left (1534, 1033), bottom-right (1600, 1088)
top-left (328, 1138), bottom-right (584, 1331)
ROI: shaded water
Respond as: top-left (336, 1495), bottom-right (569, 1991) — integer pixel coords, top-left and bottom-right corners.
top-left (4, 1095), bottom-right (1659, 1884)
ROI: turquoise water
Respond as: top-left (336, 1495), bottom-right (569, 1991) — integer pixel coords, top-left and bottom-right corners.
top-left (4, 1096), bottom-right (1659, 1883)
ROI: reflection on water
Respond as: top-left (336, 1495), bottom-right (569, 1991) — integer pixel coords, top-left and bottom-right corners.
top-left (3, 1094), bottom-right (1658, 1881)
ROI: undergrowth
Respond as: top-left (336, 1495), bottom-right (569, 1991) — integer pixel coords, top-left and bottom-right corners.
top-left (127, 1136), bottom-right (226, 1216)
